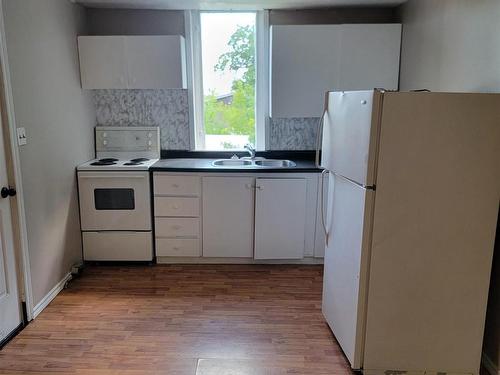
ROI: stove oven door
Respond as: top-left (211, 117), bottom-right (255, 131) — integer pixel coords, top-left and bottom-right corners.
top-left (78, 171), bottom-right (151, 231)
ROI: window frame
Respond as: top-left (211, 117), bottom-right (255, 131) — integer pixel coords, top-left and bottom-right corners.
top-left (184, 10), bottom-right (269, 151)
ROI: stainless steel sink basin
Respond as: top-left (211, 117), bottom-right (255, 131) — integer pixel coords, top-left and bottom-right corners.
top-left (212, 158), bottom-right (296, 168)
top-left (212, 159), bottom-right (253, 167)
top-left (254, 159), bottom-right (296, 168)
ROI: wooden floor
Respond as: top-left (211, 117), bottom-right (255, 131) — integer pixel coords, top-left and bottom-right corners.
top-left (0, 264), bottom-right (354, 375)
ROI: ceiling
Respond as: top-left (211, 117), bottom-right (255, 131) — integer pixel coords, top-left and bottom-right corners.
top-left (74, 0), bottom-right (407, 10)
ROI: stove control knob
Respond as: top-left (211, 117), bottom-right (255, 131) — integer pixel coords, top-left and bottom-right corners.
top-left (148, 132), bottom-right (152, 138)
top-left (148, 140), bottom-right (152, 146)
top-left (103, 140), bottom-right (108, 146)
top-left (103, 132), bottom-right (107, 137)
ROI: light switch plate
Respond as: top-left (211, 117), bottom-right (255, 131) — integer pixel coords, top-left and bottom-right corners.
top-left (17, 127), bottom-right (27, 146)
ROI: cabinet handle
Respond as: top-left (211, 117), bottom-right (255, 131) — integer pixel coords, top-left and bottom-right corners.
top-left (172, 204), bottom-right (179, 210)
top-left (171, 225), bottom-right (181, 230)
top-left (245, 183), bottom-right (254, 189)
top-left (172, 183), bottom-right (179, 188)
top-left (173, 246), bottom-right (180, 250)
top-left (256, 185), bottom-right (263, 190)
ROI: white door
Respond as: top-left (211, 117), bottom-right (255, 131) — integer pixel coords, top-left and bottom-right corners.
top-left (126, 36), bottom-right (186, 89)
top-left (322, 174), bottom-right (374, 369)
top-left (254, 178), bottom-right (306, 260)
top-left (0, 107), bottom-right (22, 343)
top-left (321, 90), bottom-right (381, 186)
top-left (202, 176), bottom-right (254, 258)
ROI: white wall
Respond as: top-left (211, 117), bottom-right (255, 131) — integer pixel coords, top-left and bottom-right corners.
top-left (2, 0), bottom-right (95, 307)
top-left (399, 0), bottom-right (500, 92)
top-left (398, 0), bottom-right (500, 372)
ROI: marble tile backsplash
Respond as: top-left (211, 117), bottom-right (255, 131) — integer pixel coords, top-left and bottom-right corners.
top-left (93, 89), bottom-right (190, 150)
top-left (268, 117), bottom-right (320, 150)
top-left (92, 89), bottom-right (318, 151)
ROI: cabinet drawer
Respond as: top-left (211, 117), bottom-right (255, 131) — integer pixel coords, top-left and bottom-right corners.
top-left (155, 197), bottom-right (199, 217)
top-left (156, 238), bottom-right (200, 257)
top-left (154, 175), bottom-right (200, 196)
top-left (155, 217), bottom-right (200, 238)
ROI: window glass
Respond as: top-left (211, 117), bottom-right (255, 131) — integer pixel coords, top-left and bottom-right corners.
top-left (200, 12), bottom-right (256, 150)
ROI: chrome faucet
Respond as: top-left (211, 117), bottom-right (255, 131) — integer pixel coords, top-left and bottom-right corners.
top-left (244, 144), bottom-right (256, 159)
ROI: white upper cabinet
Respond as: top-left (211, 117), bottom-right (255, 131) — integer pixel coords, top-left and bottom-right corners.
top-left (270, 25), bottom-right (341, 119)
top-left (78, 35), bottom-right (187, 89)
top-left (78, 36), bottom-right (128, 89)
top-left (126, 36), bottom-right (186, 89)
top-left (270, 24), bottom-right (401, 118)
top-left (338, 24), bottom-right (401, 92)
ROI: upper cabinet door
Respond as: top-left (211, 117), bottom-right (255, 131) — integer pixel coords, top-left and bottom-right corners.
top-left (338, 24), bottom-right (401, 91)
top-left (78, 36), bottom-right (128, 89)
top-left (270, 24), bottom-right (401, 118)
top-left (126, 36), bottom-right (187, 89)
top-left (270, 25), bottom-right (341, 118)
top-left (78, 35), bottom-right (187, 89)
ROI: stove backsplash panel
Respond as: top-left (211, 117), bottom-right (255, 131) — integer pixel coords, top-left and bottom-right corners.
top-left (93, 89), bottom-right (190, 150)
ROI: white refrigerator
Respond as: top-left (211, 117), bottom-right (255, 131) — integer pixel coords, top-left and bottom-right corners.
top-left (319, 90), bottom-right (500, 375)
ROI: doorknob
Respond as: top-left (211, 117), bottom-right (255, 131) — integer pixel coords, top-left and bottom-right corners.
top-left (1, 187), bottom-right (16, 198)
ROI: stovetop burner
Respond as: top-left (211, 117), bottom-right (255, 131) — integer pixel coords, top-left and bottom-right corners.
top-left (91, 160), bottom-right (117, 166)
top-left (124, 161), bottom-right (143, 166)
top-left (130, 158), bottom-right (149, 163)
top-left (99, 158), bottom-right (119, 162)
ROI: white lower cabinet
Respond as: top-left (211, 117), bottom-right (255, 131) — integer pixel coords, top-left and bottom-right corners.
top-left (153, 172), bottom-right (322, 262)
top-left (254, 178), bottom-right (307, 259)
top-left (202, 176), bottom-right (254, 257)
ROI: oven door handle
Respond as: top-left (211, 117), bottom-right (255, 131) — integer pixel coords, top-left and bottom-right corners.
top-left (78, 174), bottom-right (147, 179)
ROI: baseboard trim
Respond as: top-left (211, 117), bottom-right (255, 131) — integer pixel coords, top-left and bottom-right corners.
top-left (156, 256), bottom-right (324, 265)
top-left (482, 352), bottom-right (500, 375)
top-left (32, 272), bottom-right (72, 319)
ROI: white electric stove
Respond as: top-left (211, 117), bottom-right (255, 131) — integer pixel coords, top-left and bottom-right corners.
top-left (77, 126), bottom-right (160, 261)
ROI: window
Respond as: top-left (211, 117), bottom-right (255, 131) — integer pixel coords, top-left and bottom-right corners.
top-left (186, 11), bottom-right (269, 150)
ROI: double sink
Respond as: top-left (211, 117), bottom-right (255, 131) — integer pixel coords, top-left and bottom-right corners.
top-left (212, 158), bottom-right (296, 168)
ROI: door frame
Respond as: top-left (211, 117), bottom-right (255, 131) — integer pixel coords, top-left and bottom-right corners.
top-left (0, 5), bottom-right (34, 321)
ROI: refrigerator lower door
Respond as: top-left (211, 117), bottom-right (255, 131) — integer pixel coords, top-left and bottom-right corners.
top-left (322, 174), bottom-right (374, 369)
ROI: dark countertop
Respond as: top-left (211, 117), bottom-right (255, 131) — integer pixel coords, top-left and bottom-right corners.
top-left (151, 150), bottom-right (322, 173)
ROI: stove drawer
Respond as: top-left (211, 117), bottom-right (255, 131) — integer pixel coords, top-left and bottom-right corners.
top-left (156, 238), bottom-right (200, 257)
top-left (83, 231), bottom-right (153, 261)
top-left (155, 217), bottom-right (200, 238)
top-left (154, 175), bottom-right (201, 196)
top-left (154, 197), bottom-right (200, 217)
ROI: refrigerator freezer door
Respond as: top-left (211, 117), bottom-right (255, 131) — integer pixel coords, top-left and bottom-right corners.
top-left (321, 90), bottom-right (382, 186)
top-left (322, 174), bottom-right (375, 369)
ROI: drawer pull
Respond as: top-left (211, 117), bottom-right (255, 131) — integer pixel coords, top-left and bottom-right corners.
top-left (172, 204), bottom-right (180, 209)
top-left (172, 183), bottom-right (179, 188)
top-left (171, 225), bottom-right (181, 230)
top-left (173, 246), bottom-right (180, 250)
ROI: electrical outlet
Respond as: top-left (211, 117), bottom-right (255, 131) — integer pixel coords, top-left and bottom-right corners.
top-left (16, 127), bottom-right (27, 146)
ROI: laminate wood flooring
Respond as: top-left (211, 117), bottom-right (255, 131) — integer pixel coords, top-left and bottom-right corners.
top-left (0, 264), bottom-right (354, 375)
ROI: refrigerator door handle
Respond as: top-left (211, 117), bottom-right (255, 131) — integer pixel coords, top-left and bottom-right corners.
top-left (315, 92), bottom-right (330, 168)
top-left (320, 169), bottom-right (330, 246)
